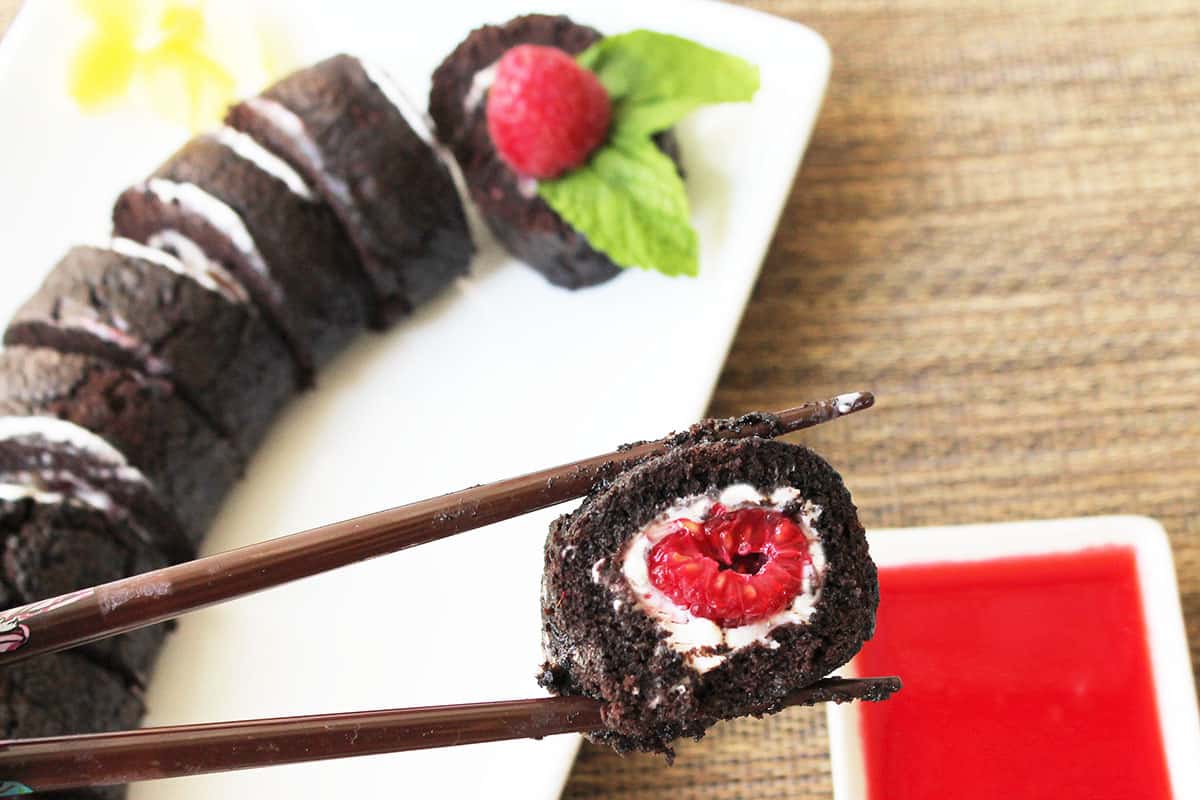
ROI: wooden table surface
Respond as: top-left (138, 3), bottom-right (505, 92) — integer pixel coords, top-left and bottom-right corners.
top-left (2, 1), bottom-right (1197, 798)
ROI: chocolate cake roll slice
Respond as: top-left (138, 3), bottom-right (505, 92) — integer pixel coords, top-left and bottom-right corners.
top-left (0, 491), bottom-right (170, 684)
top-left (0, 347), bottom-right (242, 546)
top-left (5, 242), bottom-right (297, 454)
top-left (430, 14), bottom-right (679, 289)
top-left (0, 416), bottom-right (190, 563)
top-left (539, 437), bottom-right (878, 753)
top-left (113, 130), bottom-right (371, 379)
top-left (226, 54), bottom-right (473, 323)
top-left (0, 650), bottom-right (143, 799)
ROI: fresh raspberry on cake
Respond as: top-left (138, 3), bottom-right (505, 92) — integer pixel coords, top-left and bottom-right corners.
top-left (486, 44), bottom-right (611, 179)
top-left (648, 506), bottom-right (812, 627)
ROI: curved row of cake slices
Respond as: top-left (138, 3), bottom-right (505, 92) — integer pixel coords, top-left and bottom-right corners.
top-left (0, 16), bottom-right (665, 795)
top-left (0, 54), bottom-right (471, 800)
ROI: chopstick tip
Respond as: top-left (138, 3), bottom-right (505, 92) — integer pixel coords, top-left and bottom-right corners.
top-left (833, 391), bottom-right (875, 414)
top-left (769, 391), bottom-right (875, 435)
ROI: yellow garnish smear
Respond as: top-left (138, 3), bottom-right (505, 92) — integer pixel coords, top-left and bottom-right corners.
top-left (69, 0), bottom-right (289, 130)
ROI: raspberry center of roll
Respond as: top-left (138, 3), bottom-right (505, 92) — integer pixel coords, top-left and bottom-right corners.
top-left (647, 505), bottom-right (812, 628)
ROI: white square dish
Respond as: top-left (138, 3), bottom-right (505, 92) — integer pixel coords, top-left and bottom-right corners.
top-left (828, 515), bottom-right (1200, 799)
top-left (0, 1), bottom-right (831, 798)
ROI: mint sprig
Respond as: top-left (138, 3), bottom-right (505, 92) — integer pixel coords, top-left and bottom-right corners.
top-left (539, 131), bottom-right (698, 277)
top-left (535, 30), bottom-right (759, 278)
top-left (578, 31), bottom-right (762, 137)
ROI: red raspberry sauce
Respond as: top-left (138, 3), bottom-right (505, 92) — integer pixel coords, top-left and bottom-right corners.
top-left (854, 546), bottom-right (1171, 800)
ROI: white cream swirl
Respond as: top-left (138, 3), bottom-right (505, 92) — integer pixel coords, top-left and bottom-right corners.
top-left (612, 483), bottom-right (826, 674)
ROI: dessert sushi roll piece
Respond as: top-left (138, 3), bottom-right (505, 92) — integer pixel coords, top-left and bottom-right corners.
top-left (539, 437), bottom-right (878, 753)
top-left (112, 130), bottom-right (371, 380)
top-left (0, 650), bottom-right (143, 799)
top-left (0, 347), bottom-right (242, 547)
top-left (430, 14), bottom-right (678, 289)
top-left (0, 415), bottom-right (191, 563)
top-left (226, 54), bottom-right (473, 324)
top-left (0, 491), bottom-right (170, 684)
top-left (5, 241), bottom-right (297, 454)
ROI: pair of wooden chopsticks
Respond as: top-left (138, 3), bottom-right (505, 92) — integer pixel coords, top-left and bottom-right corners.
top-left (0, 393), bottom-right (897, 792)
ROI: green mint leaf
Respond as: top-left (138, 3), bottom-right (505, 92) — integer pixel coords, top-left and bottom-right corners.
top-left (536, 31), bottom-right (758, 277)
top-left (537, 131), bottom-right (698, 277)
top-left (577, 30), bottom-right (760, 135)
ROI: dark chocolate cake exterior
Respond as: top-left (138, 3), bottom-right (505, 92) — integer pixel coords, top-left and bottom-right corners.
top-left (226, 54), bottom-right (473, 323)
top-left (0, 419), bottom-right (190, 563)
top-left (0, 347), bottom-right (241, 546)
top-left (112, 132), bottom-right (372, 379)
top-left (539, 437), bottom-right (877, 753)
top-left (5, 243), bottom-right (296, 454)
top-left (430, 14), bottom-right (678, 289)
top-left (0, 494), bottom-right (170, 684)
top-left (1, 649), bottom-right (144, 739)
top-left (0, 648), bottom-right (143, 799)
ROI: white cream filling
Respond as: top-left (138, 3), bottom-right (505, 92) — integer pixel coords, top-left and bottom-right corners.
top-left (47, 301), bottom-right (170, 377)
top-left (239, 97), bottom-right (323, 171)
top-left (0, 482), bottom-right (66, 504)
top-left (359, 59), bottom-right (436, 146)
top-left (0, 473), bottom-right (163, 553)
top-left (136, 231), bottom-right (251, 306)
top-left (463, 62), bottom-right (497, 113)
top-left (359, 58), bottom-right (473, 219)
top-left (238, 97), bottom-right (357, 218)
top-left (109, 236), bottom-right (191, 275)
top-left (212, 126), bottom-right (316, 201)
top-left (111, 235), bottom-right (243, 303)
top-left (0, 417), bottom-right (149, 487)
top-left (614, 483), bottom-right (827, 675)
top-left (516, 176), bottom-right (539, 198)
top-left (0, 480), bottom-right (116, 515)
top-left (145, 179), bottom-right (277, 295)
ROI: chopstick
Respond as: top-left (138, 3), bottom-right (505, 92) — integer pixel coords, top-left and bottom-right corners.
top-left (0, 676), bottom-right (901, 791)
top-left (0, 392), bottom-right (874, 666)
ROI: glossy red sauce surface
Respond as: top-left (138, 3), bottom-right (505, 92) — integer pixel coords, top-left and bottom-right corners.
top-left (855, 546), bottom-right (1171, 800)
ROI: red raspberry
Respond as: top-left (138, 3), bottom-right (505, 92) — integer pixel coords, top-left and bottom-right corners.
top-left (486, 44), bottom-right (612, 179)
top-left (648, 505), bottom-right (812, 628)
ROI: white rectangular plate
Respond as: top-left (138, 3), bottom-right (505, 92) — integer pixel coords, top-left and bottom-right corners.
top-left (828, 515), bottom-right (1200, 799)
top-left (0, 1), bottom-right (830, 797)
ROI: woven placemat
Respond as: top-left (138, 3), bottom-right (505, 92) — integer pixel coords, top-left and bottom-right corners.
top-left (564, 0), bottom-right (1200, 797)
top-left (2, 2), bottom-right (1196, 798)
